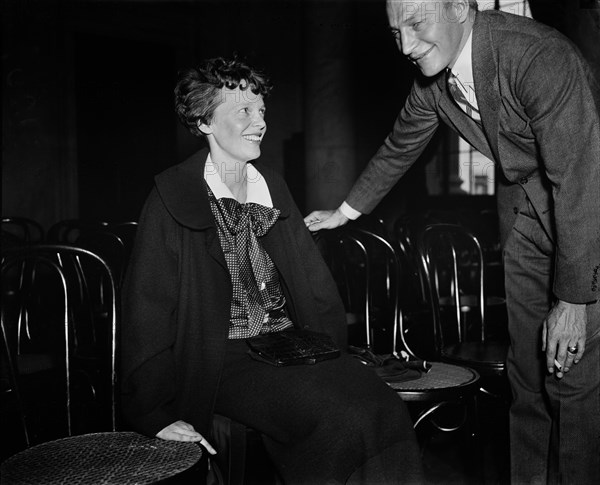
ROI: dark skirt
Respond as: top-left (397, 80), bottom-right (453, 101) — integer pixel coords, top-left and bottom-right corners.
top-left (213, 339), bottom-right (422, 484)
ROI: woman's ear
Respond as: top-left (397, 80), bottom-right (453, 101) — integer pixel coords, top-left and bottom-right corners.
top-left (197, 120), bottom-right (212, 136)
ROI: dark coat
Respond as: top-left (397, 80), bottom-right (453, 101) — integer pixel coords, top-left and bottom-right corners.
top-left (120, 148), bottom-right (347, 437)
top-left (346, 10), bottom-right (600, 304)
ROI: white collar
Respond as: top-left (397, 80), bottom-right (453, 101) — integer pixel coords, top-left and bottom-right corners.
top-left (203, 154), bottom-right (273, 207)
top-left (449, 29), bottom-right (478, 107)
top-left (451, 28), bottom-right (473, 81)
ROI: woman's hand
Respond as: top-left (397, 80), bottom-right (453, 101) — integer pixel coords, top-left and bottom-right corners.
top-left (156, 420), bottom-right (217, 455)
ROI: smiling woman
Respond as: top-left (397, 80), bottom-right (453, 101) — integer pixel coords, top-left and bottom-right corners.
top-left (120, 57), bottom-right (423, 484)
top-left (173, 59), bottom-right (272, 201)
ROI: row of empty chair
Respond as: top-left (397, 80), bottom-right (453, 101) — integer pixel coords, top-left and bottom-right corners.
top-left (2, 217), bottom-right (138, 287)
top-left (2, 214), bottom-right (508, 481)
top-left (315, 217), bottom-right (509, 475)
top-left (316, 218), bottom-right (508, 369)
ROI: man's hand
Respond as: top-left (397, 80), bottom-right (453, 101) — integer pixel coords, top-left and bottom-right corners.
top-left (304, 209), bottom-right (349, 232)
top-left (542, 299), bottom-right (587, 378)
top-left (156, 420), bottom-right (217, 455)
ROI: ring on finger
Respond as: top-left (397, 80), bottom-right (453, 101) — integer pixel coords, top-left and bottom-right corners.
top-left (567, 345), bottom-right (578, 354)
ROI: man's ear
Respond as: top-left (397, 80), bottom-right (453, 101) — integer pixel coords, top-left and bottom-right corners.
top-left (455, 0), bottom-right (471, 23)
top-left (198, 120), bottom-right (212, 136)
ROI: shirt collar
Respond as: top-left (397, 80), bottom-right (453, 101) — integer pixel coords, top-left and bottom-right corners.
top-left (450, 28), bottom-right (474, 86)
top-left (204, 154), bottom-right (273, 208)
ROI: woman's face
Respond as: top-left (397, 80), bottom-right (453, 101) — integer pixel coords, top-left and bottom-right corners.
top-left (200, 82), bottom-right (266, 164)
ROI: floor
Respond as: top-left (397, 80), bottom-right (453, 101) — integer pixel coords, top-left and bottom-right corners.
top-left (241, 388), bottom-right (511, 485)
top-left (2, 378), bottom-right (511, 485)
top-left (418, 390), bottom-right (511, 485)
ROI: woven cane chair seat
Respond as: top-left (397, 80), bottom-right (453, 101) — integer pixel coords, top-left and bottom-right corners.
top-left (0, 432), bottom-right (202, 485)
top-left (388, 362), bottom-right (479, 402)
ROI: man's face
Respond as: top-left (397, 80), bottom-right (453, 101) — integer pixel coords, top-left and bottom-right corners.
top-left (387, 0), bottom-right (469, 77)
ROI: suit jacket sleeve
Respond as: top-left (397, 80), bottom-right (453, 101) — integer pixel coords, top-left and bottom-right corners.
top-left (120, 188), bottom-right (180, 436)
top-left (518, 36), bottom-right (600, 303)
top-left (346, 77), bottom-right (441, 214)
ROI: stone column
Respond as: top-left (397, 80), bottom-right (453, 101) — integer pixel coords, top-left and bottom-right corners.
top-left (565, 0), bottom-right (600, 93)
top-left (304, 0), bottom-right (357, 211)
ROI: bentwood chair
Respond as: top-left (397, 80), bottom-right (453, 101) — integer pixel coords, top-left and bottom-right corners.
top-left (1, 245), bottom-right (118, 458)
top-left (47, 219), bottom-right (111, 244)
top-left (1, 217), bottom-right (44, 247)
top-left (108, 221), bottom-right (138, 274)
top-left (317, 227), bottom-right (482, 478)
top-left (417, 224), bottom-right (508, 383)
top-left (75, 230), bottom-right (127, 287)
top-left (47, 219), bottom-right (136, 286)
top-left (0, 431), bottom-right (203, 485)
top-left (315, 226), bottom-right (396, 353)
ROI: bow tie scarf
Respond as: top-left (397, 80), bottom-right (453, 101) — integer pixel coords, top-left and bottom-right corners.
top-left (215, 197), bottom-right (283, 335)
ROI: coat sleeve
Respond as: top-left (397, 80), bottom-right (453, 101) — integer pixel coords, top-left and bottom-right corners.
top-left (518, 36), bottom-right (600, 303)
top-left (346, 78), bottom-right (441, 214)
top-left (264, 174), bottom-right (349, 348)
top-left (288, 198), bottom-right (349, 348)
top-left (120, 188), bottom-right (181, 436)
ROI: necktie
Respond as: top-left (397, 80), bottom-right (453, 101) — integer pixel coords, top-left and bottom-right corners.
top-left (447, 71), bottom-right (481, 121)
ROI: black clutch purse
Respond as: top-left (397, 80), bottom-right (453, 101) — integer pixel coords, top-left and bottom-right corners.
top-left (246, 329), bottom-right (340, 366)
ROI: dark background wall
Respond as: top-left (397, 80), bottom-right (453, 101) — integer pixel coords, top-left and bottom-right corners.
top-left (2, 0), bottom-right (599, 231)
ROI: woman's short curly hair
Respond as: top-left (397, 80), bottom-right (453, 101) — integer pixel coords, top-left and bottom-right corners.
top-left (174, 57), bottom-right (272, 138)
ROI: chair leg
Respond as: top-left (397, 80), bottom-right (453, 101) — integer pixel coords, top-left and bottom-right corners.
top-left (465, 395), bottom-right (484, 485)
top-left (210, 415), bottom-right (247, 485)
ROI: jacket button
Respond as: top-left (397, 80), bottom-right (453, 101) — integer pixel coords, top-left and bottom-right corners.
top-left (519, 176), bottom-right (528, 184)
top-left (513, 207), bottom-right (519, 214)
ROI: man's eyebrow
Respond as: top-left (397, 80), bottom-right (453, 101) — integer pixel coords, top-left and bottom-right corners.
top-left (393, 13), bottom-right (418, 27)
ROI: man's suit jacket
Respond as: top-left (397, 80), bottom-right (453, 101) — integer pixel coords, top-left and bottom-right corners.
top-left (346, 10), bottom-right (600, 304)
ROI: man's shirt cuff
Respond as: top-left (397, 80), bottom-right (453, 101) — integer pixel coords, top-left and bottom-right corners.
top-left (339, 202), bottom-right (362, 220)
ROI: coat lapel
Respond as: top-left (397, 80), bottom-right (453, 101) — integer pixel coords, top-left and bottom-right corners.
top-left (472, 12), bottom-right (501, 164)
top-left (438, 75), bottom-right (495, 160)
top-left (154, 148), bottom-right (227, 269)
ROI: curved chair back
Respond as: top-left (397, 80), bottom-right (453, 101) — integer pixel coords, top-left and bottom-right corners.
top-left (75, 231), bottom-right (127, 287)
top-left (317, 227), bottom-right (401, 355)
top-left (47, 220), bottom-right (110, 244)
top-left (1, 245), bottom-right (118, 453)
top-left (419, 224), bottom-right (486, 349)
top-left (1, 217), bottom-right (44, 246)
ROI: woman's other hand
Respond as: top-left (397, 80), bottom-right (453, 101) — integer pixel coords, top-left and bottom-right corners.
top-left (156, 420), bottom-right (217, 455)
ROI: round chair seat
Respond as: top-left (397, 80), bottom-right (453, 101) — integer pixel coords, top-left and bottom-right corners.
top-left (0, 432), bottom-right (202, 485)
top-left (388, 362), bottom-right (479, 402)
top-left (442, 341), bottom-right (508, 376)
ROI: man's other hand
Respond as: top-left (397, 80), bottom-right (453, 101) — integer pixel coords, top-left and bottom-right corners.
top-left (304, 209), bottom-right (349, 232)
